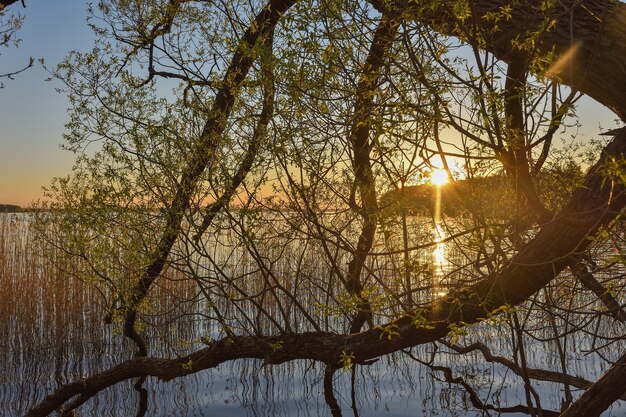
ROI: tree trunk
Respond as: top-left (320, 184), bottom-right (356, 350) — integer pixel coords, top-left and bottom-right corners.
top-left (28, 128), bottom-right (626, 417)
top-left (23, 1), bottom-right (626, 415)
top-left (0, 0), bottom-right (23, 9)
top-left (344, 128), bottom-right (626, 363)
top-left (370, 0), bottom-right (626, 120)
top-left (346, 14), bottom-right (399, 334)
top-left (560, 352), bottom-right (626, 417)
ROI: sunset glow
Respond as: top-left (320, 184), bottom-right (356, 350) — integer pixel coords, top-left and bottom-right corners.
top-left (429, 169), bottom-right (449, 186)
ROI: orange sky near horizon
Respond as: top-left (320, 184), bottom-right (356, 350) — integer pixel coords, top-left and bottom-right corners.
top-left (1, 1), bottom-right (93, 207)
top-left (1, 2), bottom-right (622, 208)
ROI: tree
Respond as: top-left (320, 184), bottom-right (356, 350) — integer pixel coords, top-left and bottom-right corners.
top-left (0, 0), bottom-right (32, 86)
top-left (0, 1), bottom-right (25, 7)
top-left (372, 0), bottom-right (626, 120)
top-left (25, 0), bottom-right (626, 416)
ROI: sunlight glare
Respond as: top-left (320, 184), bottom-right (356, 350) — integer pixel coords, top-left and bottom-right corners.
top-left (433, 223), bottom-right (446, 269)
top-left (545, 41), bottom-right (581, 80)
top-left (430, 169), bottom-right (449, 186)
top-left (432, 223), bottom-right (448, 297)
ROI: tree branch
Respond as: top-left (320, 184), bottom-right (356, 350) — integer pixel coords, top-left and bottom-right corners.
top-left (411, 356), bottom-right (560, 416)
top-left (120, 0), bottom-right (297, 356)
top-left (372, 0), bottom-right (626, 121)
top-left (568, 258), bottom-right (626, 322)
top-left (28, 128), bottom-right (626, 416)
top-left (192, 29), bottom-right (276, 242)
top-left (0, 0), bottom-right (24, 10)
top-left (442, 340), bottom-right (626, 402)
top-left (346, 13), bottom-right (400, 333)
top-left (560, 351), bottom-right (626, 417)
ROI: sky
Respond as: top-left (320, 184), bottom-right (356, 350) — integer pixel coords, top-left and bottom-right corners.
top-left (0, 1), bottom-right (94, 206)
top-left (0, 1), bottom-right (622, 207)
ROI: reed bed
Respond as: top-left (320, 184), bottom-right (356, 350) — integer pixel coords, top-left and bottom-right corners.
top-left (1, 213), bottom-right (625, 416)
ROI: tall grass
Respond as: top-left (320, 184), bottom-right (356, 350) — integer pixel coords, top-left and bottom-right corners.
top-left (1, 213), bottom-right (625, 416)
top-left (0, 213), bottom-right (103, 351)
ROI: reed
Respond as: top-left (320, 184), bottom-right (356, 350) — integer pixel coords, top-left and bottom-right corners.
top-left (2, 213), bottom-right (625, 416)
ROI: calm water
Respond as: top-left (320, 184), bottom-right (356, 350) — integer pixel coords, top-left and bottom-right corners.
top-left (1, 213), bottom-right (625, 416)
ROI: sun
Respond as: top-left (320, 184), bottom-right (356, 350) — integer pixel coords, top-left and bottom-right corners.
top-left (429, 169), bottom-right (449, 186)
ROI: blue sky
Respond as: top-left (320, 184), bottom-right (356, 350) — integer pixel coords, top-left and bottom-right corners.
top-left (0, 1), bottom-right (94, 206)
top-left (0, 1), bottom-right (622, 206)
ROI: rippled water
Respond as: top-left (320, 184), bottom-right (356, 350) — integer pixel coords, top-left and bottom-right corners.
top-left (1, 213), bottom-right (625, 416)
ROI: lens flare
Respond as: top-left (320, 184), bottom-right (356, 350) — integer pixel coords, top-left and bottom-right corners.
top-left (429, 169), bottom-right (449, 186)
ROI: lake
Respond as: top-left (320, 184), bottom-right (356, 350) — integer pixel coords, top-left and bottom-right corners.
top-left (1, 212), bottom-right (625, 416)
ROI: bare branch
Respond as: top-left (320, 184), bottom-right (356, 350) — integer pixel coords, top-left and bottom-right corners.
top-left (442, 340), bottom-right (626, 402)
top-left (569, 258), bottom-right (626, 322)
top-left (27, 129), bottom-right (626, 416)
top-left (121, 0), bottom-right (297, 356)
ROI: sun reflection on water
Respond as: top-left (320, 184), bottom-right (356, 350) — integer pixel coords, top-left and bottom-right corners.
top-left (432, 222), bottom-right (448, 297)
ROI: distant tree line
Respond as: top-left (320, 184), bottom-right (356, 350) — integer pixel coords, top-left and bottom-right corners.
top-left (0, 204), bottom-right (23, 213)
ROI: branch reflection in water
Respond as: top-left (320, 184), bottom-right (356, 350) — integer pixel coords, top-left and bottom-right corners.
top-left (1, 213), bottom-right (625, 416)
